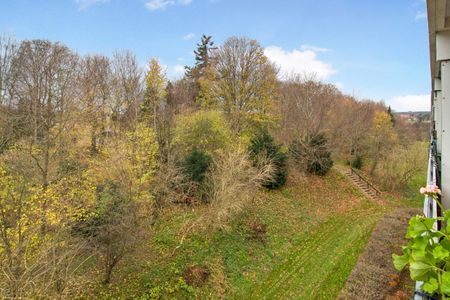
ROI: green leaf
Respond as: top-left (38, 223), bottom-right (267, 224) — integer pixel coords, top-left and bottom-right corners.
top-left (410, 261), bottom-right (432, 281)
top-left (407, 217), bottom-right (435, 238)
top-left (422, 277), bottom-right (438, 294)
top-left (411, 236), bottom-right (428, 259)
top-left (441, 272), bottom-right (450, 295)
top-left (393, 254), bottom-right (409, 271)
top-left (444, 210), bottom-right (450, 223)
top-left (432, 245), bottom-right (449, 260)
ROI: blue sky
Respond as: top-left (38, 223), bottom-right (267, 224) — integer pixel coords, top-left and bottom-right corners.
top-left (0, 0), bottom-right (430, 111)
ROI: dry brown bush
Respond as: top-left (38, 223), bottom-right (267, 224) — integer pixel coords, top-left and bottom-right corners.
top-left (247, 218), bottom-right (267, 244)
top-left (183, 264), bottom-right (210, 287)
top-left (201, 147), bottom-right (274, 229)
top-left (374, 142), bottom-right (427, 191)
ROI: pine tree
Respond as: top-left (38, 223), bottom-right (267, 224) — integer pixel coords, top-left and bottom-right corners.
top-left (387, 105), bottom-right (396, 126)
top-left (185, 34), bottom-right (215, 80)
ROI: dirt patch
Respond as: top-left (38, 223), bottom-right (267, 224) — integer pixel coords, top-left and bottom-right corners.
top-left (247, 218), bottom-right (267, 244)
top-left (338, 208), bottom-right (420, 300)
top-left (183, 265), bottom-right (210, 287)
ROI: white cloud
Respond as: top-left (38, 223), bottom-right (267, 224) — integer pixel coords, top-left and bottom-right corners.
top-left (300, 44), bottom-right (330, 53)
top-left (264, 45), bottom-right (336, 80)
top-left (145, 0), bottom-right (192, 10)
top-left (415, 11), bottom-right (427, 21)
top-left (182, 33), bottom-right (195, 40)
top-left (389, 94), bottom-right (430, 112)
top-left (75, 0), bottom-right (110, 10)
top-left (145, 0), bottom-right (174, 10)
top-left (164, 64), bottom-right (185, 79)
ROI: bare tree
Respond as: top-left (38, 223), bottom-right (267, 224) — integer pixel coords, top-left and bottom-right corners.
top-left (79, 55), bottom-right (111, 152)
top-left (0, 35), bottom-right (19, 152)
top-left (12, 40), bottom-right (79, 228)
top-left (110, 50), bottom-right (143, 132)
top-left (280, 75), bottom-right (338, 141)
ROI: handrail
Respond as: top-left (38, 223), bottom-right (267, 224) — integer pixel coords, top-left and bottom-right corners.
top-left (415, 139), bottom-right (441, 300)
top-left (349, 167), bottom-right (382, 197)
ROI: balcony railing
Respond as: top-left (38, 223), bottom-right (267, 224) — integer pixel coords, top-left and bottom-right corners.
top-left (415, 139), bottom-right (441, 300)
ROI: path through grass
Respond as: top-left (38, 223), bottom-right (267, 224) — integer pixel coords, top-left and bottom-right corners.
top-left (249, 205), bottom-right (384, 299)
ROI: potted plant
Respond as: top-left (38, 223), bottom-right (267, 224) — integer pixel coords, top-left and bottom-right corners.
top-left (393, 185), bottom-right (450, 299)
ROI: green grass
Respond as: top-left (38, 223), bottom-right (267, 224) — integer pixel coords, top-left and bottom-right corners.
top-left (83, 170), bottom-right (399, 299)
top-left (250, 204), bottom-right (382, 299)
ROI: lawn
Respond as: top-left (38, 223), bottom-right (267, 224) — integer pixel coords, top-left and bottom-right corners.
top-left (82, 169), bottom-right (407, 299)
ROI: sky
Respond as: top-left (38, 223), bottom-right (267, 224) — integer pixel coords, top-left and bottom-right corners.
top-left (0, 0), bottom-right (431, 112)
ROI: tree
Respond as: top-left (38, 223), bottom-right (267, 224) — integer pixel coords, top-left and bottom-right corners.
top-left (209, 37), bottom-right (279, 132)
top-left (185, 34), bottom-right (215, 81)
top-left (249, 129), bottom-right (287, 189)
top-left (82, 124), bottom-right (158, 284)
top-left (290, 134), bottom-right (333, 176)
top-left (11, 40), bottom-right (79, 231)
top-left (369, 111), bottom-right (398, 175)
top-left (173, 110), bottom-right (232, 157)
top-left (79, 55), bottom-right (111, 153)
top-left (72, 181), bottom-right (142, 284)
top-left (140, 58), bottom-right (167, 129)
top-left (387, 105), bottom-right (396, 126)
top-left (0, 35), bottom-right (19, 152)
top-left (0, 160), bottom-right (95, 297)
top-left (183, 149), bottom-right (212, 184)
top-left (110, 50), bottom-right (142, 132)
top-left (280, 75), bottom-right (338, 140)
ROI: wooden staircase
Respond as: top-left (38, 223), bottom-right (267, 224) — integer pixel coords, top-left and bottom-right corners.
top-left (338, 167), bottom-right (384, 203)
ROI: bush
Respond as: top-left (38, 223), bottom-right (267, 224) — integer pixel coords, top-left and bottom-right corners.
top-left (248, 129), bottom-right (287, 189)
top-left (182, 149), bottom-right (212, 184)
top-left (290, 133), bottom-right (333, 176)
top-left (374, 141), bottom-right (427, 191)
top-left (350, 156), bottom-right (363, 169)
top-left (72, 181), bottom-right (142, 284)
top-left (203, 147), bottom-right (273, 227)
top-left (173, 111), bottom-right (232, 157)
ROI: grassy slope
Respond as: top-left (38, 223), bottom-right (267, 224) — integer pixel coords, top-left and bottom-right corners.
top-left (86, 169), bottom-right (405, 299)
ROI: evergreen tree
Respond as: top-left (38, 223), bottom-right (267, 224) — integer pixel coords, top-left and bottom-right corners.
top-left (289, 134), bottom-right (333, 176)
top-left (185, 34), bottom-right (215, 80)
top-left (249, 129), bottom-right (288, 189)
top-left (387, 105), bottom-right (396, 126)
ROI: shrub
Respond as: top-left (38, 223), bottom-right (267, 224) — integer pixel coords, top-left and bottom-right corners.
top-left (374, 141), bottom-right (427, 191)
top-left (248, 129), bottom-right (287, 189)
top-left (173, 111), bottom-right (232, 157)
top-left (247, 218), bottom-right (267, 244)
top-left (73, 181), bottom-right (143, 284)
top-left (290, 133), bottom-right (333, 176)
top-left (350, 156), bottom-right (363, 169)
top-left (183, 265), bottom-right (210, 287)
top-left (182, 149), bottom-right (212, 184)
top-left (203, 147), bottom-right (273, 228)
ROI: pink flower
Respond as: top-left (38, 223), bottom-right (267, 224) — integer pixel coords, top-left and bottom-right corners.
top-left (420, 185), bottom-right (441, 196)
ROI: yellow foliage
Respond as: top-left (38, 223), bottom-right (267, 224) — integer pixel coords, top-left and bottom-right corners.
top-left (173, 110), bottom-right (232, 157)
top-left (90, 123), bottom-right (158, 202)
top-left (372, 111), bottom-right (397, 143)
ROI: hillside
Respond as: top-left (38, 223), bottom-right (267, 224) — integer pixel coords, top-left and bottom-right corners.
top-left (77, 169), bottom-right (396, 299)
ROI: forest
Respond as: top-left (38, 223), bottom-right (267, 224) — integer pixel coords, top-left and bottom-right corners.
top-left (0, 34), bottom-right (428, 298)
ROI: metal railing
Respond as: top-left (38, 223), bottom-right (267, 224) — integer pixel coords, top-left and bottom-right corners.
top-left (415, 139), bottom-right (441, 300)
